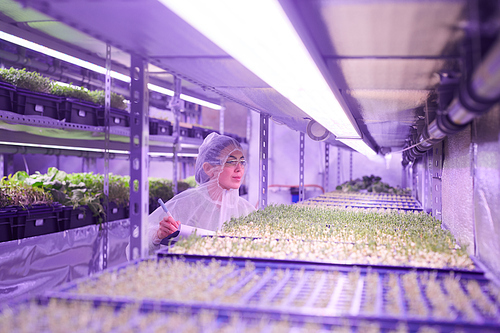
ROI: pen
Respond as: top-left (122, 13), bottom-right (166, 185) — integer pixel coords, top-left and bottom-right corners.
top-left (158, 198), bottom-right (180, 239)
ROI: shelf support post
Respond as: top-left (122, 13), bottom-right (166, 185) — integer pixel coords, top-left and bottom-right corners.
top-left (324, 144), bottom-right (330, 193)
top-left (102, 44), bottom-right (111, 269)
top-left (259, 113), bottom-right (269, 209)
top-left (299, 132), bottom-right (305, 202)
top-left (169, 76), bottom-right (182, 195)
top-left (129, 54), bottom-right (149, 260)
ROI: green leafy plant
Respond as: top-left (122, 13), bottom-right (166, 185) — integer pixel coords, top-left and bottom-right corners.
top-left (89, 90), bottom-right (127, 110)
top-left (336, 175), bottom-right (410, 195)
top-left (0, 67), bottom-right (54, 93)
top-left (51, 84), bottom-right (95, 103)
top-left (0, 172), bottom-right (54, 208)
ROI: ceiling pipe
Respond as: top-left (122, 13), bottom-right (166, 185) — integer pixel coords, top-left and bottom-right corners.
top-left (404, 35), bottom-right (500, 163)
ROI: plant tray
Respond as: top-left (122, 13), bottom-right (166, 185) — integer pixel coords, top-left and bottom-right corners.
top-left (60, 206), bottom-right (97, 230)
top-left (11, 204), bottom-right (63, 239)
top-left (0, 81), bottom-right (16, 112)
top-left (0, 208), bottom-right (16, 242)
top-left (107, 202), bottom-right (129, 221)
top-left (97, 107), bottom-right (130, 127)
top-left (10, 296), bottom-right (463, 332)
top-left (40, 256), bottom-right (500, 332)
top-left (15, 89), bottom-right (62, 120)
top-left (58, 205), bottom-right (97, 230)
top-left (59, 98), bottom-right (100, 126)
top-left (149, 118), bottom-right (172, 136)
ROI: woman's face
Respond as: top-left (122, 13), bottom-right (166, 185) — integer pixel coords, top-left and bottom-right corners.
top-left (218, 149), bottom-right (245, 190)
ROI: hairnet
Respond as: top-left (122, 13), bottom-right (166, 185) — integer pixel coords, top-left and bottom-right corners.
top-left (195, 132), bottom-right (243, 185)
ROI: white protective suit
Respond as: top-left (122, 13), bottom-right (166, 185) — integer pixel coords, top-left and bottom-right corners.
top-left (148, 132), bottom-right (256, 252)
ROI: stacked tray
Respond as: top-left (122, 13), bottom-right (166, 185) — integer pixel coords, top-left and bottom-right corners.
top-left (298, 191), bottom-right (422, 211)
top-left (29, 256), bottom-right (500, 332)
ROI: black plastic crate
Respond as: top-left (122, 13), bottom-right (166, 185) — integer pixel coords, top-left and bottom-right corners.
top-left (59, 205), bottom-right (97, 230)
top-left (59, 98), bottom-right (99, 126)
top-left (191, 125), bottom-right (206, 139)
top-left (149, 118), bottom-right (172, 135)
top-left (97, 107), bottom-right (130, 127)
top-left (12, 204), bottom-right (63, 239)
top-left (107, 202), bottom-right (128, 221)
top-left (0, 207), bottom-right (16, 242)
top-left (15, 89), bottom-right (62, 119)
top-left (0, 81), bottom-right (16, 112)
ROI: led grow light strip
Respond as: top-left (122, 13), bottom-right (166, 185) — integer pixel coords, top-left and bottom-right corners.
top-left (0, 141), bottom-right (128, 154)
top-left (0, 31), bottom-right (221, 110)
top-left (159, 0), bottom-right (375, 156)
top-left (0, 142), bottom-right (199, 157)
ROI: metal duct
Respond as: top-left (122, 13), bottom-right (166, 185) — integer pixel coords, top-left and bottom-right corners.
top-left (405, 36), bottom-right (500, 162)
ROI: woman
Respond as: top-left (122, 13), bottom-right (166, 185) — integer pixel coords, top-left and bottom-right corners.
top-left (148, 132), bottom-right (256, 252)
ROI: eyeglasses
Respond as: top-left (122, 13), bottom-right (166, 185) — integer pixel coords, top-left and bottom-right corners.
top-left (225, 158), bottom-right (246, 168)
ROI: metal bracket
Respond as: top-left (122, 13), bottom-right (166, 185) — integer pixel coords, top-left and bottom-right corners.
top-left (129, 55), bottom-right (149, 260)
top-left (259, 113), bottom-right (269, 209)
top-left (299, 132), bottom-right (305, 202)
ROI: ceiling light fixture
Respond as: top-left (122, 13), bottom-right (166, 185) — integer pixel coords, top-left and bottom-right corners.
top-left (0, 31), bottom-right (221, 110)
top-left (159, 0), bottom-right (376, 155)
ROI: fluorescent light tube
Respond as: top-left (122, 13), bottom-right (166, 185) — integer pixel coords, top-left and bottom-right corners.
top-left (337, 139), bottom-right (377, 157)
top-left (159, 0), bottom-right (364, 142)
top-left (0, 31), bottom-right (221, 110)
top-left (0, 141), bottom-right (128, 154)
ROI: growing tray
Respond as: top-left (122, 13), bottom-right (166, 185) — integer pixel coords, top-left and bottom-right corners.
top-left (40, 256), bottom-right (500, 332)
top-left (14, 89), bottom-right (62, 120)
top-left (10, 204), bottom-right (63, 239)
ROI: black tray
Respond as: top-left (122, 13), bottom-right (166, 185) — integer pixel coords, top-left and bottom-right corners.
top-left (15, 89), bottom-right (62, 120)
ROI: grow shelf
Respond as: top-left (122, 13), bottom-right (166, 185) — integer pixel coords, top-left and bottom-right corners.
top-left (39, 256), bottom-right (500, 332)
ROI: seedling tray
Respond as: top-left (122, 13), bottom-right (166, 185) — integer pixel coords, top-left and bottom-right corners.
top-left (11, 204), bottom-right (63, 239)
top-left (0, 208), bottom-right (16, 242)
top-left (0, 81), bottom-right (15, 112)
top-left (40, 256), bottom-right (500, 332)
top-left (149, 118), bottom-right (172, 136)
top-left (59, 97), bottom-right (99, 125)
top-left (58, 205), bottom-right (97, 230)
top-left (15, 89), bottom-right (62, 120)
top-left (97, 107), bottom-right (130, 127)
top-left (5, 297), bottom-right (464, 333)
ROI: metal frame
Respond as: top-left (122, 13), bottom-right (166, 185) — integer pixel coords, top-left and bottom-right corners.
top-left (128, 55), bottom-right (149, 260)
top-left (170, 76), bottom-right (182, 195)
top-left (102, 44), bottom-right (111, 269)
top-left (324, 144), bottom-right (330, 193)
top-left (259, 113), bottom-right (269, 209)
top-left (431, 142), bottom-right (443, 221)
top-left (299, 132), bottom-right (305, 202)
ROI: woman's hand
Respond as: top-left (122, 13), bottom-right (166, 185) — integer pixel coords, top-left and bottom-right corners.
top-left (157, 215), bottom-right (181, 239)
